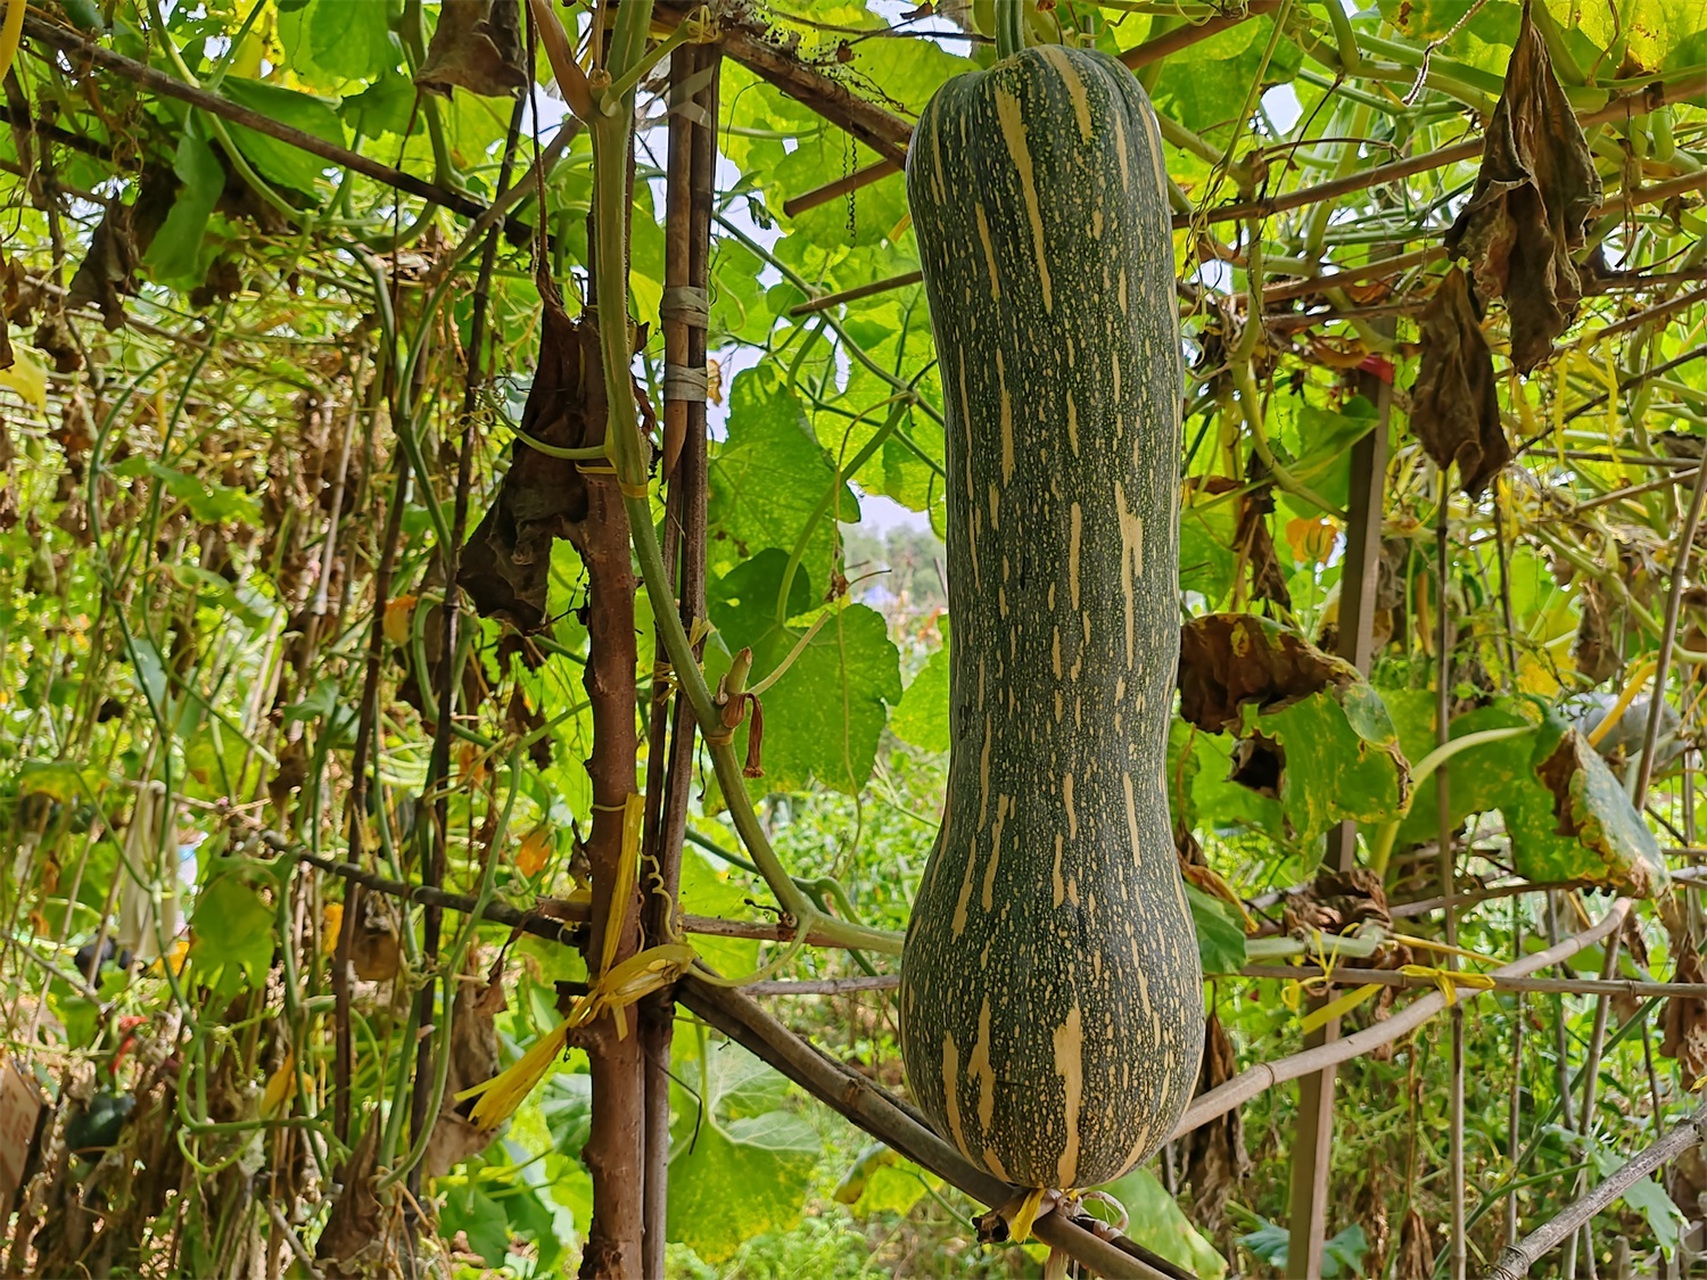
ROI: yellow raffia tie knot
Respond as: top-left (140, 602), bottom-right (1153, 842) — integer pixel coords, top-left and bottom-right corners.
top-left (1006, 1187), bottom-right (1050, 1244)
top-left (1397, 963), bottom-right (1496, 1006)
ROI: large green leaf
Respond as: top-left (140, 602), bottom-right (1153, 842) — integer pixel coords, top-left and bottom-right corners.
top-left (308, 0), bottom-right (397, 82)
top-left (144, 120), bottom-right (224, 285)
top-left (1386, 694), bottom-right (1538, 845)
top-left (676, 845), bottom-right (761, 977)
top-left (1259, 684), bottom-right (1411, 842)
top-left (707, 367), bottom-right (860, 589)
top-left (708, 551), bottom-right (902, 795)
top-left (190, 871), bottom-right (275, 999)
top-left (668, 1041), bottom-right (822, 1264)
top-left (890, 636), bottom-right (950, 754)
top-left (1187, 883), bottom-right (1249, 975)
top-left (219, 78), bottom-right (345, 195)
top-left (1094, 1167), bottom-right (1227, 1280)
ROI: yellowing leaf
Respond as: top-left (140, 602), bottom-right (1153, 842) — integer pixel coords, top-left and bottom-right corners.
top-left (0, 346), bottom-right (47, 411)
top-left (321, 902), bottom-right (343, 954)
top-left (383, 594), bottom-right (417, 646)
top-left (515, 826), bottom-right (553, 877)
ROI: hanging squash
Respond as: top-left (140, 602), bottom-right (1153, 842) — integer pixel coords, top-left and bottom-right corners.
top-left (898, 34), bottom-right (1201, 1191)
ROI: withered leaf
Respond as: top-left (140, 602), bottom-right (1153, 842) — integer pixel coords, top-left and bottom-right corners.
top-left (315, 1124), bottom-right (390, 1277)
top-left (1410, 267), bottom-right (1509, 497)
top-left (1178, 613), bottom-right (1358, 734)
top-left (425, 958), bottom-right (504, 1178)
top-left (416, 0), bottom-right (528, 98)
top-left (1533, 729), bottom-right (1667, 897)
top-left (1444, 0), bottom-right (1602, 373)
top-left (1661, 930), bottom-right (1707, 1091)
top-left (67, 172), bottom-right (176, 332)
top-left (1283, 866), bottom-right (1392, 937)
top-left (1182, 1013), bottom-right (1249, 1234)
top-left (459, 277), bottom-right (601, 631)
top-left (1231, 475), bottom-right (1291, 612)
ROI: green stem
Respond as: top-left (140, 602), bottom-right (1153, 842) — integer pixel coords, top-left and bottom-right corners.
top-left (995, 0), bottom-right (1026, 59)
top-left (1368, 726), bottom-right (1535, 876)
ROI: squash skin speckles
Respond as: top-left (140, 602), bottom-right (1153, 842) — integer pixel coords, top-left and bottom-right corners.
top-left (898, 44), bottom-right (1202, 1192)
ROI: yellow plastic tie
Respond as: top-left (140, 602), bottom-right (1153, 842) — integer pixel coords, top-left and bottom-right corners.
top-left (1398, 963), bottom-right (1496, 1006)
top-left (567, 942), bottom-right (696, 1041)
top-left (596, 794), bottom-right (646, 978)
top-left (457, 1017), bottom-right (573, 1130)
top-left (1389, 932), bottom-right (1495, 967)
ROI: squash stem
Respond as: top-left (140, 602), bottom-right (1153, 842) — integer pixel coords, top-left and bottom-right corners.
top-left (995, 0), bottom-right (1026, 60)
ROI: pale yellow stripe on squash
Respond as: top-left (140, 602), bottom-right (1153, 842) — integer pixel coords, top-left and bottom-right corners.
top-left (992, 87), bottom-right (1053, 314)
top-left (1053, 1007), bottom-right (1085, 1187)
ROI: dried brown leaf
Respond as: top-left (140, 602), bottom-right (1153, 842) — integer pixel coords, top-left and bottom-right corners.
top-left (1661, 931), bottom-right (1707, 1090)
top-left (1177, 613), bottom-right (1357, 734)
top-left (1182, 1014), bottom-right (1248, 1233)
top-left (1410, 267), bottom-right (1509, 497)
top-left (1444, 1), bottom-right (1601, 372)
top-left (416, 0), bottom-right (528, 98)
top-left (459, 279), bottom-right (601, 631)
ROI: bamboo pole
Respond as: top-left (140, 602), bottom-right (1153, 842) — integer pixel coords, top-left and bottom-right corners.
top-left (640, 43), bottom-right (719, 1277)
top-left (1173, 899), bottom-right (1632, 1139)
top-left (1438, 473), bottom-right (1467, 1280)
top-left (1486, 1109), bottom-right (1707, 1280)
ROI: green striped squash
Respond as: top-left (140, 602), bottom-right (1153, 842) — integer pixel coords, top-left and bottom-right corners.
top-left (898, 43), bottom-right (1201, 1191)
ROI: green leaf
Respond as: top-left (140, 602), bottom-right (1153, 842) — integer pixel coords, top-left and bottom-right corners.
top-left (219, 78), bottom-right (345, 195)
top-left (309, 0), bottom-right (397, 81)
top-left (1151, 15), bottom-right (1300, 139)
top-left (17, 760), bottom-right (105, 804)
top-left (113, 456), bottom-right (262, 526)
top-left (1259, 683), bottom-right (1411, 843)
top-left (190, 871), bottom-right (275, 999)
top-left (707, 551), bottom-right (901, 795)
top-left (1388, 695), bottom-right (1538, 845)
top-left (890, 637), bottom-right (949, 754)
top-left (677, 845), bottom-right (761, 977)
top-left (707, 367), bottom-right (860, 590)
top-left (748, 603), bottom-right (902, 795)
top-left (833, 1144), bottom-right (939, 1218)
top-left (539, 1071), bottom-right (592, 1159)
top-left (668, 1041), bottom-right (822, 1264)
top-left (441, 1183), bottom-right (510, 1266)
top-left (1589, 1140), bottom-right (1683, 1251)
top-left (1179, 486), bottom-right (1239, 606)
top-left (144, 120), bottom-right (224, 285)
top-left (343, 67), bottom-right (416, 139)
top-left (1187, 883), bottom-right (1248, 975)
top-left (1184, 725), bottom-right (1288, 841)
top-left (1095, 1166), bottom-right (1227, 1280)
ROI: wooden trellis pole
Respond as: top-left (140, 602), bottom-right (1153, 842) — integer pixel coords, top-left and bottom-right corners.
top-left (1285, 343), bottom-right (1392, 1276)
top-left (639, 39), bottom-right (719, 1278)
